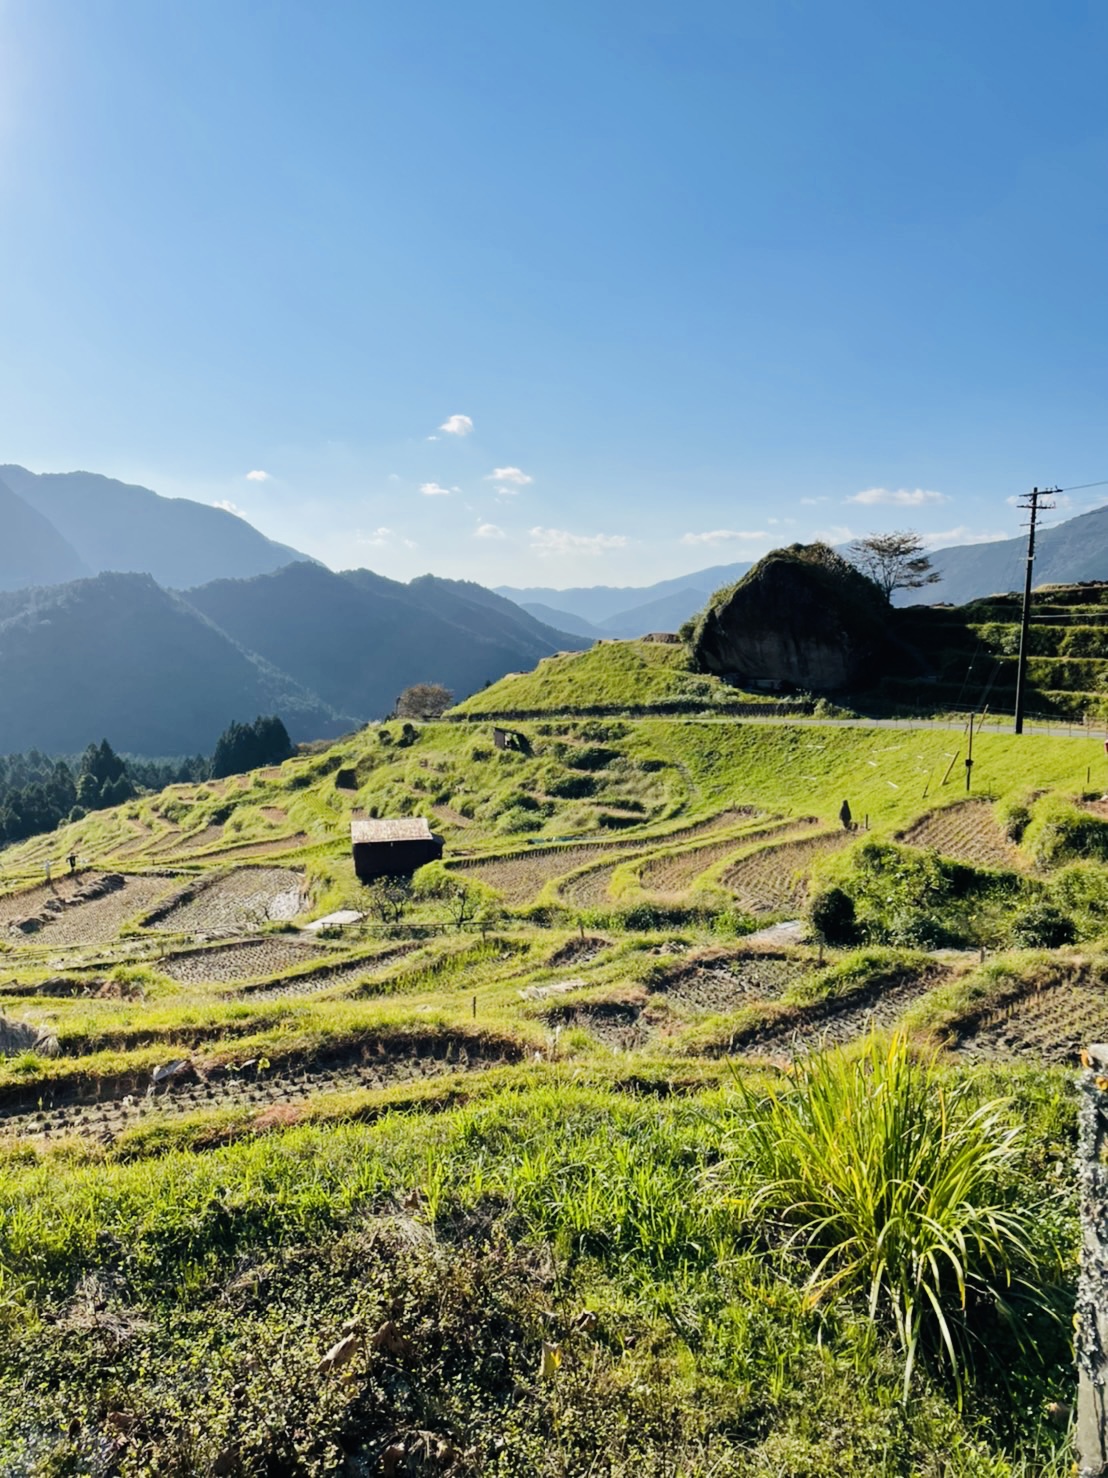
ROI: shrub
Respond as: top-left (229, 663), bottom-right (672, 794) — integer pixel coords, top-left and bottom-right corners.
top-left (729, 1033), bottom-right (1058, 1399)
top-left (1010, 903), bottom-right (1076, 949)
top-left (809, 886), bottom-right (857, 946)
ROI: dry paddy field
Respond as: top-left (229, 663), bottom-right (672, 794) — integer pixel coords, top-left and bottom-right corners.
top-left (898, 800), bottom-right (1024, 870)
top-left (146, 868), bottom-right (306, 935)
top-left (722, 830), bottom-right (850, 914)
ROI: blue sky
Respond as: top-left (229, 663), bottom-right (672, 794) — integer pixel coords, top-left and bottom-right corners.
top-left (1, 0), bottom-right (1105, 587)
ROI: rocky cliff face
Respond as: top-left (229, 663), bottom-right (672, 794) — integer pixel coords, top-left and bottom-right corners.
top-left (692, 544), bottom-right (885, 692)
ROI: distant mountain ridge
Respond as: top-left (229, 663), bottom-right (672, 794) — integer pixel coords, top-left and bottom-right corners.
top-left (0, 562), bottom-right (587, 756)
top-left (500, 505), bottom-right (1108, 629)
top-left (0, 464), bottom-right (309, 591)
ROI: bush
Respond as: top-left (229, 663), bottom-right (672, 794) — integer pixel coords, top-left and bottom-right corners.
top-left (809, 887), bottom-right (857, 946)
top-left (1010, 903), bottom-right (1076, 949)
top-left (729, 1033), bottom-right (1059, 1399)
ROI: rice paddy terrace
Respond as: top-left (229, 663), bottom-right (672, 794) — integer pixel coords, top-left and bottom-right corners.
top-left (1, 696), bottom-right (1105, 1472)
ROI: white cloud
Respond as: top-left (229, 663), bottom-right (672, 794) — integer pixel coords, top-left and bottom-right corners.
top-left (426, 435), bottom-right (440, 441)
top-left (245, 469), bottom-right (270, 482)
top-left (1006, 492), bottom-right (1072, 510)
top-left (529, 526), bottom-right (628, 557)
top-left (475, 522), bottom-right (506, 539)
top-left (680, 529), bottom-right (767, 546)
top-left (847, 487), bottom-right (949, 507)
top-left (439, 413), bottom-right (474, 437)
top-left (356, 526), bottom-right (417, 550)
top-left (213, 499), bottom-right (245, 517)
top-left (800, 496), bottom-right (829, 506)
top-left (920, 526), bottom-right (1008, 549)
top-left (387, 473), bottom-right (401, 483)
top-left (419, 481), bottom-right (452, 497)
top-left (487, 466), bottom-right (533, 487)
top-left (815, 524), bottom-right (856, 544)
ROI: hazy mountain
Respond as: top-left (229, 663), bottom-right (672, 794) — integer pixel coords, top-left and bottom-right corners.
top-left (910, 505), bottom-right (1108, 606)
top-left (0, 465), bottom-right (309, 590)
top-left (0, 572), bottom-right (347, 754)
top-left (499, 560), bottom-right (752, 628)
top-left (502, 505), bottom-right (1108, 626)
top-left (519, 602), bottom-right (607, 639)
top-left (184, 562), bottom-right (589, 722)
top-left (595, 588), bottom-right (715, 638)
top-left (0, 477), bottom-right (90, 590)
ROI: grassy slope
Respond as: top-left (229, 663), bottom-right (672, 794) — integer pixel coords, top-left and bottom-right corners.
top-left (451, 638), bottom-right (789, 714)
top-left (0, 707), bottom-right (1102, 1473)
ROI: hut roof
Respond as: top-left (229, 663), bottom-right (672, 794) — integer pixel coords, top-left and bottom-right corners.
top-left (351, 817), bottom-right (435, 844)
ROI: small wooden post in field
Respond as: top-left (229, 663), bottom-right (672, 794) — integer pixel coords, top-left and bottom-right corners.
top-left (1077, 1043), bottom-right (1108, 1477)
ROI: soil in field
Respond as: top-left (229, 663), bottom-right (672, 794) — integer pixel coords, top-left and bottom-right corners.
top-left (639, 820), bottom-right (815, 896)
top-left (159, 938), bottom-right (329, 985)
top-left (0, 1034), bottom-right (517, 1141)
top-left (722, 832), bottom-right (850, 915)
top-left (15, 876), bottom-right (181, 950)
top-left (243, 945), bottom-right (423, 1001)
top-left (950, 982), bottom-right (1108, 1066)
top-left (546, 1001), bottom-right (649, 1051)
top-left (899, 801), bottom-right (1023, 870)
top-left (544, 936), bottom-right (609, 969)
top-left (451, 809), bottom-right (762, 906)
top-left (147, 869), bottom-right (305, 935)
top-left (558, 861), bottom-right (622, 906)
top-left (649, 951), bottom-right (808, 1013)
top-left (729, 969), bottom-right (941, 1061)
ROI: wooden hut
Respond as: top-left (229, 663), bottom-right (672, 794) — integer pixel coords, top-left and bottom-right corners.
top-left (351, 817), bottom-right (444, 882)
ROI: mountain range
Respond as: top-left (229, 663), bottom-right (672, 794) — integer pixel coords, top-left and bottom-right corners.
top-left (2, 459), bottom-right (1106, 756)
top-left (0, 563), bottom-right (586, 755)
top-left (500, 505), bottom-right (1108, 632)
top-left (0, 465), bottom-right (306, 590)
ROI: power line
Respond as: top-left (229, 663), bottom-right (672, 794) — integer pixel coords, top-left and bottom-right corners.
top-left (1058, 479), bottom-right (1108, 493)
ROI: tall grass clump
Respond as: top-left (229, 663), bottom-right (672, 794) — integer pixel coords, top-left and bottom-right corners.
top-left (727, 1033), bottom-right (1060, 1400)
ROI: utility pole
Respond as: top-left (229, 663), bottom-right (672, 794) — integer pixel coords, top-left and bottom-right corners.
top-left (1013, 486), bottom-right (1057, 735)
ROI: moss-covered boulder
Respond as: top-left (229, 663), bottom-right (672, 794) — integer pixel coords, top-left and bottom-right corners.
top-left (691, 543), bottom-right (885, 691)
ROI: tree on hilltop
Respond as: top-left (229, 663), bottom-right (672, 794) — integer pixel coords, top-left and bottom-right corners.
top-left (211, 715), bottom-right (294, 778)
top-left (848, 531), bottom-right (941, 602)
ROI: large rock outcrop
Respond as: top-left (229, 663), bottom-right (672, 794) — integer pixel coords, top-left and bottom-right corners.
top-left (691, 543), bottom-right (885, 692)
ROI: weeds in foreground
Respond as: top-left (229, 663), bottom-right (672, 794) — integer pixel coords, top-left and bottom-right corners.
top-left (724, 1033), bottom-right (1066, 1401)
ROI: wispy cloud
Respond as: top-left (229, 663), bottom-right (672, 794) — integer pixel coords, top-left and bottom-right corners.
top-left (356, 526), bottom-right (417, 550)
top-left (213, 500), bottom-right (245, 517)
top-left (800, 496), bottom-right (829, 506)
top-left (439, 413), bottom-right (474, 436)
top-left (245, 469), bottom-right (270, 482)
top-left (475, 522), bottom-right (505, 540)
top-left (680, 529), bottom-right (766, 546)
top-left (529, 526), bottom-right (627, 557)
top-left (847, 487), bottom-right (949, 506)
top-left (1006, 492), bottom-right (1073, 510)
top-left (487, 466), bottom-right (533, 489)
top-left (920, 526), bottom-right (1007, 549)
top-left (419, 481), bottom-right (452, 497)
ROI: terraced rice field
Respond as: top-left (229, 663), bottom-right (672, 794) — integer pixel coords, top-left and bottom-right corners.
top-left (20, 876), bottom-right (182, 949)
top-left (453, 810), bottom-right (763, 904)
top-left (0, 1034), bottom-right (518, 1142)
top-left (722, 831), bottom-right (850, 915)
top-left (951, 981), bottom-right (1108, 1066)
top-left (146, 868), bottom-right (305, 934)
top-left (159, 937), bottom-right (330, 985)
top-left (648, 950), bottom-right (808, 1013)
top-left (899, 800), bottom-right (1023, 870)
top-left (638, 820), bottom-right (815, 895)
top-left (243, 945), bottom-right (424, 1001)
top-left (557, 860), bottom-right (623, 906)
top-left (730, 970), bottom-right (943, 1061)
top-left (546, 1001), bottom-right (650, 1051)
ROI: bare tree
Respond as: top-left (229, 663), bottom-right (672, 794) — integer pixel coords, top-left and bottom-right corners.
top-left (849, 531), bottom-right (941, 602)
